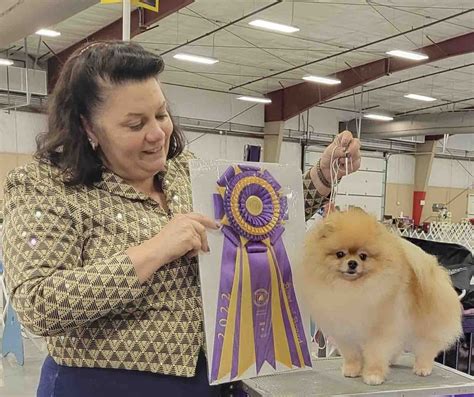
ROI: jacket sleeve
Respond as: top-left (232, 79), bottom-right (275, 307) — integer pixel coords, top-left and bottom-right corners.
top-left (303, 169), bottom-right (329, 221)
top-left (1, 166), bottom-right (145, 336)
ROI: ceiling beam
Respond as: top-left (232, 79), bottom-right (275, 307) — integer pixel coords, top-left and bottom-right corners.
top-left (265, 31), bottom-right (474, 122)
top-left (323, 62), bottom-right (474, 105)
top-left (345, 110), bottom-right (474, 138)
top-left (232, 8), bottom-right (473, 91)
top-left (160, 1), bottom-right (281, 56)
top-left (47, 0), bottom-right (194, 92)
top-left (396, 96), bottom-right (474, 116)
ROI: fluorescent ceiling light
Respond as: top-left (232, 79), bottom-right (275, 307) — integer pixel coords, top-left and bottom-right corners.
top-left (248, 19), bottom-right (299, 33)
top-left (35, 28), bottom-right (61, 37)
top-left (237, 96), bottom-right (272, 104)
top-left (404, 93), bottom-right (437, 102)
top-left (0, 58), bottom-right (14, 66)
top-left (302, 75), bottom-right (341, 85)
top-left (364, 114), bottom-right (394, 121)
top-left (386, 50), bottom-right (428, 61)
top-left (173, 53), bottom-right (219, 65)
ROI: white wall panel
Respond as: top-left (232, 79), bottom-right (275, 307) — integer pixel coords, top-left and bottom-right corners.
top-left (2, 83), bottom-right (472, 198)
top-left (0, 110), bottom-right (46, 153)
top-left (184, 130), bottom-right (262, 161)
top-left (279, 142), bottom-right (301, 168)
top-left (387, 154), bottom-right (415, 185)
top-left (163, 84), bottom-right (264, 127)
top-left (185, 131), bottom-right (301, 167)
top-left (429, 158), bottom-right (473, 189)
top-left (0, 111), bottom-right (16, 153)
top-left (443, 134), bottom-right (474, 152)
top-left (285, 106), bottom-right (354, 134)
top-left (15, 111), bottom-right (47, 153)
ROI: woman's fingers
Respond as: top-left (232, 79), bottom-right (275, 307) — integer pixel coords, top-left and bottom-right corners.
top-left (186, 213), bottom-right (219, 229)
top-left (187, 220), bottom-right (208, 253)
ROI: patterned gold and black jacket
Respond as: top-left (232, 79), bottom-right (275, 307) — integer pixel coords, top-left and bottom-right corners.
top-left (2, 151), bottom-right (326, 377)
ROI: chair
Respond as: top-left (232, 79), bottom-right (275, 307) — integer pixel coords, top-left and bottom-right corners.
top-left (0, 260), bottom-right (7, 327)
top-left (0, 259), bottom-right (24, 365)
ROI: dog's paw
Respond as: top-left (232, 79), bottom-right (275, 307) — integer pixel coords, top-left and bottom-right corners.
top-left (413, 365), bottom-right (432, 377)
top-left (342, 361), bottom-right (362, 378)
top-left (363, 372), bottom-right (385, 385)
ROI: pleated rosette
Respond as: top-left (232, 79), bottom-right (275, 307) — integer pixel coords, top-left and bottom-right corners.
top-left (210, 164), bottom-right (311, 383)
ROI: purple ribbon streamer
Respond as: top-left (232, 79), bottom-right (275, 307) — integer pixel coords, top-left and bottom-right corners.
top-left (213, 193), bottom-right (225, 220)
top-left (210, 226), bottom-right (239, 382)
top-left (247, 241), bottom-right (276, 372)
top-left (271, 227), bottom-right (312, 367)
top-left (230, 252), bottom-right (243, 380)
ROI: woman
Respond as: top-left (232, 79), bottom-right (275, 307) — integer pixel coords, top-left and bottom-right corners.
top-left (2, 41), bottom-right (360, 396)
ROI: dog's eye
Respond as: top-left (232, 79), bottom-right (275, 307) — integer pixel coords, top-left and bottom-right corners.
top-left (359, 253), bottom-right (368, 261)
top-left (336, 251), bottom-right (345, 258)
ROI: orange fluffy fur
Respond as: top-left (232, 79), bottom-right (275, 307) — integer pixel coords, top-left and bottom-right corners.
top-left (300, 208), bottom-right (462, 385)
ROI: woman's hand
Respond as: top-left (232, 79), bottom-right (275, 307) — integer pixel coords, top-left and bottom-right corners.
top-left (310, 130), bottom-right (361, 196)
top-left (126, 213), bottom-right (219, 284)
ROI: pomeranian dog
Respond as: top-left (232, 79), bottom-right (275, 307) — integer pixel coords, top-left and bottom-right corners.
top-left (301, 208), bottom-right (462, 385)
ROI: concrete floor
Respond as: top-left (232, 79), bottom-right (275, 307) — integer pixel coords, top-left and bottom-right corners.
top-left (1, 337), bottom-right (47, 397)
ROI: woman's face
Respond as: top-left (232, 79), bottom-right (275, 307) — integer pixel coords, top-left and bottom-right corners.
top-left (87, 77), bottom-right (173, 184)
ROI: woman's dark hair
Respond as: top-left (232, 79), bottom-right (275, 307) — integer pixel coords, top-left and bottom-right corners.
top-left (36, 40), bottom-right (185, 185)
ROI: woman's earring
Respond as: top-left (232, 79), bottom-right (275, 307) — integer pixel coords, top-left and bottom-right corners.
top-left (88, 137), bottom-right (97, 151)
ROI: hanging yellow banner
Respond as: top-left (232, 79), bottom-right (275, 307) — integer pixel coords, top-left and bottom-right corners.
top-left (100, 0), bottom-right (159, 12)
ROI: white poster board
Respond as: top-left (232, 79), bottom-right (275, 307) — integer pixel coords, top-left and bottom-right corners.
top-left (190, 160), bottom-right (312, 385)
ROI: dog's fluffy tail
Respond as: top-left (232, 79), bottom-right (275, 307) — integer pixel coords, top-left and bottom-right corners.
top-left (399, 238), bottom-right (462, 349)
top-left (399, 239), bottom-right (449, 294)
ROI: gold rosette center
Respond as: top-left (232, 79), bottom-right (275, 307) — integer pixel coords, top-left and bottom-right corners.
top-left (246, 195), bottom-right (263, 216)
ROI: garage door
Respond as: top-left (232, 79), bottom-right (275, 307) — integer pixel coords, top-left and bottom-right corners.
top-left (304, 148), bottom-right (386, 221)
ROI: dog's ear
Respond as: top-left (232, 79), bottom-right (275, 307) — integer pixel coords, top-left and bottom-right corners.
top-left (348, 206), bottom-right (367, 214)
top-left (317, 221), bottom-right (335, 239)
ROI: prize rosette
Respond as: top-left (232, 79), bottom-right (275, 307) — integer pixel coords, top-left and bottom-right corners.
top-left (210, 164), bottom-right (311, 382)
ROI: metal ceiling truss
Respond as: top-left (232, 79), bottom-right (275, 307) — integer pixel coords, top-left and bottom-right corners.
top-left (159, 1), bottom-right (282, 57)
top-left (265, 30), bottom-right (474, 122)
top-left (231, 8), bottom-right (473, 91)
top-left (323, 62), bottom-right (474, 106)
top-left (47, 0), bottom-right (194, 92)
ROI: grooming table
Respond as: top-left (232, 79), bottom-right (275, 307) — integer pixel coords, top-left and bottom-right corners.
top-left (241, 355), bottom-right (474, 396)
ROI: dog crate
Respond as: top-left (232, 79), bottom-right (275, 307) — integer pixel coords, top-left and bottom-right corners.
top-left (437, 315), bottom-right (474, 376)
top-left (405, 237), bottom-right (474, 378)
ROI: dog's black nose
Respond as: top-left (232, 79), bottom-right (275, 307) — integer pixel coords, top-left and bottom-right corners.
top-left (348, 260), bottom-right (358, 270)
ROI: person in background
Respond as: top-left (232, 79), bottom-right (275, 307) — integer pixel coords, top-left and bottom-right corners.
top-left (1, 41), bottom-right (361, 397)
